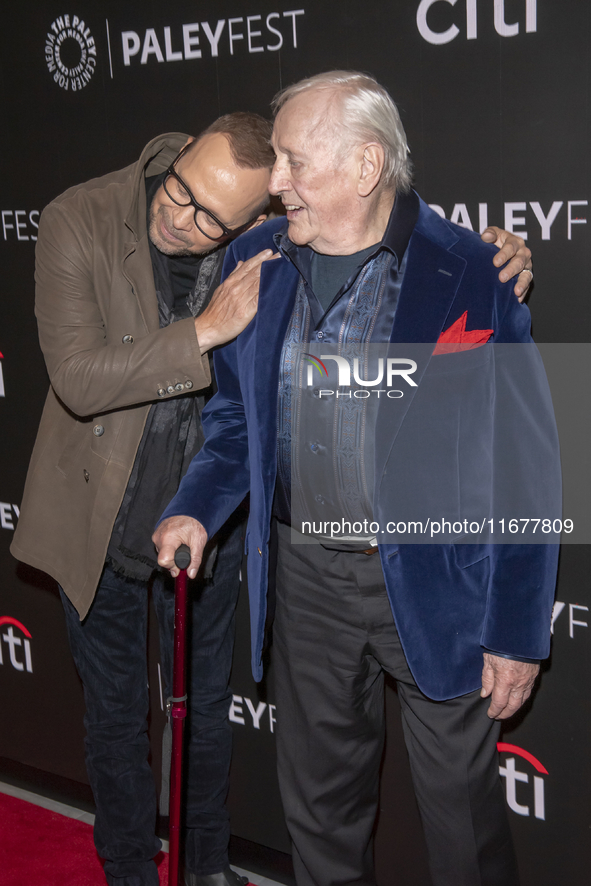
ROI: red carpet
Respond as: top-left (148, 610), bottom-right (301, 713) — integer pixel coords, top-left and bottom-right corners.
top-left (0, 791), bottom-right (169, 885)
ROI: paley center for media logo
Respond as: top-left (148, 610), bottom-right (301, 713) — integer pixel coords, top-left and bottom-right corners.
top-left (0, 617), bottom-right (33, 674)
top-left (45, 14), bottom-right (97, 91)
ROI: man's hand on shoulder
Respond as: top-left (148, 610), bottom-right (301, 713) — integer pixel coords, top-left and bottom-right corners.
top-left (153, 516), bottom-right (208, 579)
top-left (480, 652), bottom-right (540, 720)
top-left (195, 248), bottom-right (279, 353)
top-left (480, 226), bottom-right (533, 302)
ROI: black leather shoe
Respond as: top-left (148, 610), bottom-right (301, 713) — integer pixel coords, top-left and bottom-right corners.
top-left (185, 867), bottom-right (251, 886)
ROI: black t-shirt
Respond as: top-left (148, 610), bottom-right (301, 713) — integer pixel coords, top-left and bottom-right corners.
top-left (310, 243), bottom-right (378, 313)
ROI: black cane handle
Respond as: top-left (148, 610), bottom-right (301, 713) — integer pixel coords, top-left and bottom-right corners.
top-left (174, 544), bottom-right (191, 571)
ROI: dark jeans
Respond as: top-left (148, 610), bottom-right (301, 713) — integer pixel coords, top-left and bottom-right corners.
top-left (274, 523), bottom-right (518, 886)
top-left (61, 520), bottom-right (243, 886)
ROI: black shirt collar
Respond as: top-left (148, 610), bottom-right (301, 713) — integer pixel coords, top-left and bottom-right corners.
top-left (380, 187), bottom-right (420, 263)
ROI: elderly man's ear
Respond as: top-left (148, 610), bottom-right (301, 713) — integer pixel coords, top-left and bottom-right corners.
top-left (358, 143), bottom-right (386, 197)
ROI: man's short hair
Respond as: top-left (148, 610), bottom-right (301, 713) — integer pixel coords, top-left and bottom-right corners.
top-left (198, 112), bottom-right (275, 171)
top-left (271, 71), bottom-right (413, 194)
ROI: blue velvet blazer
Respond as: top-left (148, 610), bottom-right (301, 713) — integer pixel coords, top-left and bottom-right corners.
top-left (161, 198), bottom-right (560, 700)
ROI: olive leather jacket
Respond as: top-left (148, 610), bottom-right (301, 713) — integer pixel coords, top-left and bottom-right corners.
top-left (11, 133), bottom-right (211, 618)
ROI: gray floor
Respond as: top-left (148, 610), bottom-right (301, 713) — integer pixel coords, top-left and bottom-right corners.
top-left (0, 780), bottom-right (284, 886)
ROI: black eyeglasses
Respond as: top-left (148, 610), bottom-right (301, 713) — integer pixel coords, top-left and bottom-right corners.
top-left (163, 145), bottom-right (261, 242)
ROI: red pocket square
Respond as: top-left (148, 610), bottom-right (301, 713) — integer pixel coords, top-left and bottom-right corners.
top-left (433, 311), bottom-right (494, 355)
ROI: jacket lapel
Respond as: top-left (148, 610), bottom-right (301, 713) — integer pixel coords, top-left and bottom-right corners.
top-left (374, 227), bottom-right (467, 495)
top-left (253, 256), bottom-right (300, 473)
top-left (122, 236), bottom-right (160, 333)
top-left (121, 134), bottom-right (187, 334)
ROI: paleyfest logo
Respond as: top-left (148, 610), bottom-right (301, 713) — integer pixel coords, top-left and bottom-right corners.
top-left (45, 14), bottom-right (97, 91)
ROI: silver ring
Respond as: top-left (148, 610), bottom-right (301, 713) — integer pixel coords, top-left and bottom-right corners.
top-left (521, 268), bottom-right (534, 279)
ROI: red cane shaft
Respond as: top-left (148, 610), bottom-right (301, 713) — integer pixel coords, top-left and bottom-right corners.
top-left (169, 565), bottom-right (189, 886)
top-left (168, 716), bottom-right (185, 885)
top-left (172, 567), bottom-right (189, 702)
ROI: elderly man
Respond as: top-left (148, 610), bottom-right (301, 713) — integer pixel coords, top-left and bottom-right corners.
top-left (11, 114), bottom-right (276, 886)
top-left (154, 73), bottom-right (554, 886)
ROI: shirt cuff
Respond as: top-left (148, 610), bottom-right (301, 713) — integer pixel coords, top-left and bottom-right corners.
top-left (482, 649), bottom-right (540, 665)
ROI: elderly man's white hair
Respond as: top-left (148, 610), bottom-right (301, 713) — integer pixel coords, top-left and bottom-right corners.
top-left (271, 70), bottom-right (413, 194)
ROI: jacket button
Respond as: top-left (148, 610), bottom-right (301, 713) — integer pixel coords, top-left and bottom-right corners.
top-left (175, 382), bottom-right (184, 391)
top-left (167, 385), bottom-right (175, 394)
top-left (122, 334), bottom-right (134, 344)
top-left (93, 425), bottom-right (104, 437)
top-left (185, 380), bottom-right (193, 389)
top-left (258, 547), bottom-right (262, 556)
top-left (157, 388), bottom-right (166, 397)
top-left (83, 470), bottom-right (90, 482)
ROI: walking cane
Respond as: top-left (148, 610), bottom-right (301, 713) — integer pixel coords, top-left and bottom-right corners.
top-left (168, 543), bottom-right (191, 886)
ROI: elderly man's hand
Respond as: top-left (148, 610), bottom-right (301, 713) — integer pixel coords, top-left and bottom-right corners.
top-left (480, 652), bottom-right (540, 720)
top-left (480, 227), bottom-right (533, 302)
top-left (152, 516), bottom-right (208, 579)
top-left (195, 249), bottom-right (278, 353)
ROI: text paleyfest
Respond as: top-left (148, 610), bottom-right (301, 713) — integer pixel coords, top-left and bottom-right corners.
top-left (121, 10), bottom-right (305, 67)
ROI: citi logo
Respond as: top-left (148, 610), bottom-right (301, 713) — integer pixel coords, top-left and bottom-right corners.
top-left (0, 617), bottom-right (33, 674)
top-left (417, 0), bottom-right (537, 45)
top-left (0, 351), bottom-right (4, 397)
top-left (498, 743), bottom-right (547, 820)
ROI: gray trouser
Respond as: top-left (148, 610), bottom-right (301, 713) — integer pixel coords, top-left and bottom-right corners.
top-left (274, 522), bottom-right (518, 886)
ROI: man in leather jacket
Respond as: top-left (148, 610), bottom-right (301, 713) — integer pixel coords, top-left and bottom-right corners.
top-left (12, 114), bottom-right (276, 886)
